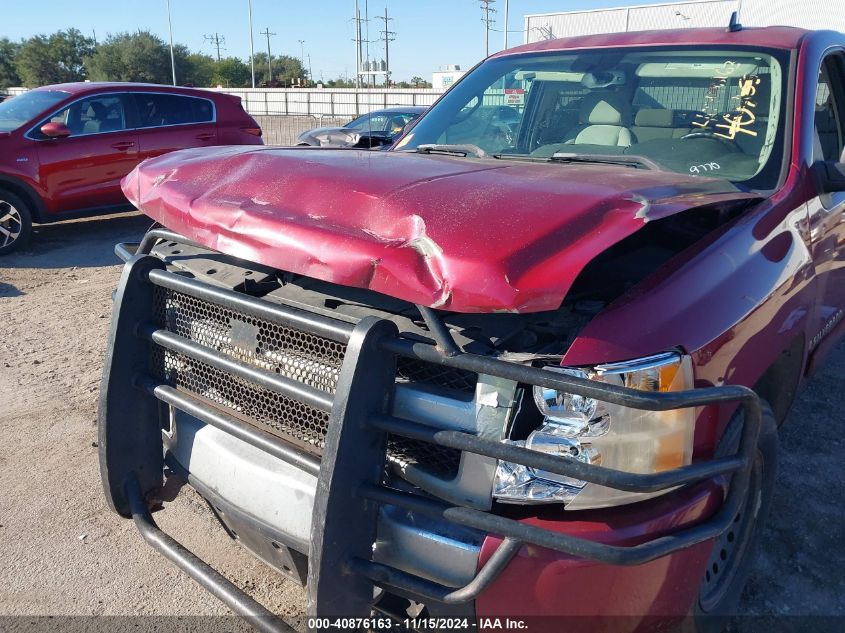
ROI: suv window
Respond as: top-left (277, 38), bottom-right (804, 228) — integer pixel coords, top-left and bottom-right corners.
top-left (134, 93), bottom-right (214, 128)
top-left (814, 58), bottom-right (844, 162)
top-left (50, 95), bottom-right (128, 137)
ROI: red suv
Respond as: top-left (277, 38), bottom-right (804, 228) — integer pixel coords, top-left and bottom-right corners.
top-left (0, 82), bottom-right (263, 254)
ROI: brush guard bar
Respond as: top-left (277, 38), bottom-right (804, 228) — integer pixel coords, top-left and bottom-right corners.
top-left (102, 233), bottom-right (762, 628)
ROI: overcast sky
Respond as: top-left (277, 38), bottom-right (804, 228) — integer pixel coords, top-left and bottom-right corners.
top-left (2, 0), bottom-right (652, 81)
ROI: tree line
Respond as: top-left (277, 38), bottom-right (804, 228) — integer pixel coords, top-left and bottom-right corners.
top-left (0, 29), bottom-right (432, 91)
top-left (0, 29), bottom-right (307, 90)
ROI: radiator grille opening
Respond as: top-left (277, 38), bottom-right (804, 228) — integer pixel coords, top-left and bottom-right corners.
top-left (396, 356), bottom-right (478, 395)
top-left (150, 285), bottom-right (465, 475)
top-left (153, 286), bottom-right (346, 394)
top-left (152, 346), bottom-right (331, 453)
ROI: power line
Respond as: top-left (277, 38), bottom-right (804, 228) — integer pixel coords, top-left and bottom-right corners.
top-left (377, 8), bottom-right (396, 88)
top-left (260, 28), bottom-right (276, 82)
top-left (479, 0), bottom-right (497, 57)
top-left (204, 32), bottom-right (226, 61)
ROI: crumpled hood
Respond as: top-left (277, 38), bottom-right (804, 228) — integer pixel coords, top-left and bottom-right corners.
top-left (123, 146), bottom-right (759, 313)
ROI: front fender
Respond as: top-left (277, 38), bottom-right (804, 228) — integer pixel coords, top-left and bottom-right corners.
top-left (563, 200), bottom-right (814, 448)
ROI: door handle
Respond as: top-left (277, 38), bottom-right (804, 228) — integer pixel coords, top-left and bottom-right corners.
top-left (195, 132), bottom-right (216, 141)
top-left (111, 141), bottom-right (135, 151)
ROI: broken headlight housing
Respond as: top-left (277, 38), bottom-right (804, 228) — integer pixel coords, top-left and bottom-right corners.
top-left (493, 352), bottom-right (694, 510)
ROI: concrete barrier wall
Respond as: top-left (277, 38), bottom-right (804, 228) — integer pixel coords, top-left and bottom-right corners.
top-left (254, 114), bottom-right (351, 146)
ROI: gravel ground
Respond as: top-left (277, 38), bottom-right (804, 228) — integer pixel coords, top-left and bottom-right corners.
top-left (0, 213), bottom-right (842, 631)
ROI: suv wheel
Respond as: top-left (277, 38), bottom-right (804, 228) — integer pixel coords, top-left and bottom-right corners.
top-left (0, 189), bottom-right (33, 255)
top-left (691, 402), bottom-right (778, 633)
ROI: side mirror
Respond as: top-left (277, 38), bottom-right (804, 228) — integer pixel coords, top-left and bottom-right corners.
top-left (40, 121), bottom-right (71, 139)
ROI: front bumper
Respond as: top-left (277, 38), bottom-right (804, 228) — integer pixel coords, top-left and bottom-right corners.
top-left (101, 230), bottom-right (761, 630)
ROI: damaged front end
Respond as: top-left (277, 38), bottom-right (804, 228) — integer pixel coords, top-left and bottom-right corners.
top-left (101, 216), bottom-right (762, 628)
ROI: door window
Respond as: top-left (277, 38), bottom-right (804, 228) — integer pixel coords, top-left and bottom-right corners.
top-left (814, 60), bottom-right (844, 162)
top-left (47, 95), bottom-right (128, 137)
top-left (134, 93), bottom-right (214, 128)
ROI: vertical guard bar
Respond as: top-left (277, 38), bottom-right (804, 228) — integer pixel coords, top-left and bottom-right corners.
top-left (125, 475), bottom-right (294, 633)
top-left (98, 255), bottom-right (167, 517)
top-left (306, 317), bottom-right (399, 622)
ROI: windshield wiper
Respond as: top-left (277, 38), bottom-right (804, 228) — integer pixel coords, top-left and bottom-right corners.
top-left (415, 143), bottom-right (487, 158)
top-left (549, 153), bottom-right (662, 171)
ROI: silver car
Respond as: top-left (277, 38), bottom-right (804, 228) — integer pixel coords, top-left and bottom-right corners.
top-left (296, 106), bottom-right (426, 148)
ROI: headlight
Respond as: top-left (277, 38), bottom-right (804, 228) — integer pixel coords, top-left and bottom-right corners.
top-left (493, 352), bottom-right (694, 510)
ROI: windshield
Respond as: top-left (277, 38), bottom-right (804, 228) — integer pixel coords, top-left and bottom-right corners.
top-left (0, 91), bottom-right (69, 133)
top-left (346, 111), bottom-right (419, 134)
top-left (398, 46), bottom-right (790, 190)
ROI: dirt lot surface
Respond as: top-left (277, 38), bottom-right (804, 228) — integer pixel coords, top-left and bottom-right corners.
top-left (0, 213), bottom-right (843, 631)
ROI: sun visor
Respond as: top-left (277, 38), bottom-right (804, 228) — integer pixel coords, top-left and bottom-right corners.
top-left (636, 61), bottom-right (760, 78)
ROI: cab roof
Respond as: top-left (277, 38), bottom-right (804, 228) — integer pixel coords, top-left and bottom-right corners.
top-left (493, 26), bottom-right (813, 58)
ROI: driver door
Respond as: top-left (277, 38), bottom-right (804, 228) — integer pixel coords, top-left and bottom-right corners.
top-left (807, 52), bottom-right (845, 359)
top-left (34, 93), bottom-right (139, 213)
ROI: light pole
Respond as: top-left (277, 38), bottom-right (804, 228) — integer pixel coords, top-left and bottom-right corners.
top-left (247, 0), bottom-right (256, 88)
top-left (166, 0), bottom-right (176, 85)
top-left (503, 0), bottom-right (509, 50)
top-left (298, 39), bottom-right (306, 84)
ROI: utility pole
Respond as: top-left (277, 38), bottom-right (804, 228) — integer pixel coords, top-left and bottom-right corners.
top-left (247, 0), bottom-right (256, 87)
top-left (364, 0), bottom-right (371, 87)
top-left (479, 0), bottom-right (496, 57)
top-left (378, 8), bottom-right (395, 88)
top-left (204, 32), bottom-right (226, 61)
top-left (352, 1), bottom-right (364, 89)
top-left (260, 28), bottom-right (276, 84)
top-left (166, 0), bottom-right (176, 85)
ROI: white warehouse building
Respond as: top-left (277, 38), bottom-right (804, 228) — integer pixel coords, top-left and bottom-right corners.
top-left (523, 0), bottom-right (844, 43)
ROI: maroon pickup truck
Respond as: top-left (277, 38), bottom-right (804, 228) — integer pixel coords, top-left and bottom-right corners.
top-left (99, 24), bottom-right (844, 633)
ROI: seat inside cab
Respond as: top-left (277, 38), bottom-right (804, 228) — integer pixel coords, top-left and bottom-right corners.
top-left (518, 54), bottom-right (780, 184)
top-left (631, 108), bottom-right (689, 142)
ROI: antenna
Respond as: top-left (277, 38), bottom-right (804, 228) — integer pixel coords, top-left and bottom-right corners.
top-left (728, 11), bottom-right (743, 32)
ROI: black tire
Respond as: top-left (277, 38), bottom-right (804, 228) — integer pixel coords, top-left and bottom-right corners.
top-left (0, 189), bottom-right (33, 255)
top-left (690, 402), bottom-right (778, 633)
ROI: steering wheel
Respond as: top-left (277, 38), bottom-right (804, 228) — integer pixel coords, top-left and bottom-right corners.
top-left (680, 130), bottom-right (742, 152)
top-left (453, 95), bottom-right (483, 123)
